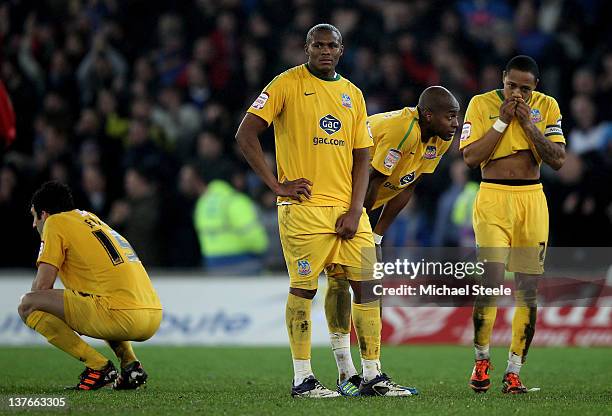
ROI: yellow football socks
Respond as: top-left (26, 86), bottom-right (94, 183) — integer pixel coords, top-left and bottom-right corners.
top-left (325, 277), bottom-right (358, 382)
top-left (106, 341), bottom-right (138, 369)
top-left (324, 277), bottom-right (352, 334)
top-left (286, 293), bottom-right (312, 360)
top-left (26, 311), bottom-right (108, 370)
top-left (473, 306), bottom-right (497, 349)
top-left (351, 300), bottom-right (381, 360)
top-left (510, 306), bottom-right (537, 359)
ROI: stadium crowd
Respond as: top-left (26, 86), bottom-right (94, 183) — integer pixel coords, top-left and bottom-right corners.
top-left (1, 0), bottom-right (611, 270)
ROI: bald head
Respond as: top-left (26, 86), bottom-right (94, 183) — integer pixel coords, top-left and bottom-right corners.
top-left (417, 86), bottom-right (460, 141)
top-left (418, 86), bottom-right (459, 112)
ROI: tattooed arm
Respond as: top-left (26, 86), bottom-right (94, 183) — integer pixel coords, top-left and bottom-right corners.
top-left (515, 100), bottom-right (566, 170)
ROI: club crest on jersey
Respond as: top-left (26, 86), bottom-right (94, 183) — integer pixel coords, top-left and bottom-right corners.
top-left (399, 171), bottom-right (416, 186)
top-left (530, 108), bottom-right (542, 123)
top-left (251, 92), bottom-right (269, 110)
top-left (384, 148), bottom-right (402, 169)
top-left (297, 259), bottom-right (311, 276)
top-left (424, 145), bottom-right (437, 159)
top-left (341, 93), bottom-right (352, 108)
top-left (320, 114), bottom-right (342, 135)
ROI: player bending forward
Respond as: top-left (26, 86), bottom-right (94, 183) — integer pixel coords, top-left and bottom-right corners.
top-left (323, 85), bottom-right (460, 393)
top-left (18, 181), bottom-right (162, 390)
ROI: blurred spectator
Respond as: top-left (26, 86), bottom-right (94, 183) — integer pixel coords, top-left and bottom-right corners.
top-left (77, 32), bottom-right (127, 105)
top-left (79, 164), bottom-right (112, 220)
top-left (451, 181), bottom-right (479, 247)
top-left (568, 95), bottom-right (612, 155)
top-left (196, 131), bottom-right (223, 162)
top-left (179, 161), bottom-right (268, 275)
top-left (109, 166), bottom-right (163, 267)
top-left (432, 159), bottom-right (468, 247)
top-left (151, 86), bottom-right (201, 156)
top-left (384, 195), bottom-right (430, 247)
top-left (0, 162), bottom-right (35, 266)
top-left (123, 118), bottom-right (164, 170)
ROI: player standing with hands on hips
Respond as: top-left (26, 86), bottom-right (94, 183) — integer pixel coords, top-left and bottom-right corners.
top-left (460, 55), bottom-right (566, 394)
top-left (236, 23), bottom-right (416, 398)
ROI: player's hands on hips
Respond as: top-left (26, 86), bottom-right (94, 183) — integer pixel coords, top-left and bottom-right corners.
top-left (335, 209), bottom-right (361, 240)
top-left (499, 98), bottom-right (517, 124)
top-left (514, 99), bottom-right (532, 128)
top-left (275, 178), bottom-right (312, 202)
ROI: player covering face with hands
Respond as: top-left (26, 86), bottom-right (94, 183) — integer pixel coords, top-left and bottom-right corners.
top-left (460, 55), bottom-right (566, 394)
top-left (236, 23), bottom-right (416, 398)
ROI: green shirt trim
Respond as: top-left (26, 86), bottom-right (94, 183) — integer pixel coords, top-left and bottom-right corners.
top-left (305, 63), bottom-right (341, 81)
top-left (397, 118), bottom-right (418, 150)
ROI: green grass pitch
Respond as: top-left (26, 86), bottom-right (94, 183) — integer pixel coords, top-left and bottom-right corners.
top-left (1, 345), bottom-right (611, 415)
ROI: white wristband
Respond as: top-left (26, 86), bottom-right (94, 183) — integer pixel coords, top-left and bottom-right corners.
top-left (492, 119), bottom-right (508, 133)
top-left (373, 232), bottom-right (383, 245)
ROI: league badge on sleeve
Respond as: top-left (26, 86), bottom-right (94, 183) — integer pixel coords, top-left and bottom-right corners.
top-left (384, 148), bottom-right (402, 170)
top-left (424, 145), bottom-right (437, 159)
top-left (297, 259), bottom-right (312, 276)
top-left (251, 92), bottom-right (270, 110)
top-left (38, 241), bottom-right (44, 259)
top-left (460, 122), bottom-right (471, 142)
top-left (530, 108), bottom-right (542, 123)
top-left (341, 93), bottom-right (352, 108)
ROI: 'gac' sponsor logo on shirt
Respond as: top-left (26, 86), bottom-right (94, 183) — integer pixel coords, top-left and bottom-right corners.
top-left (320, 114), bottom-right (342, 135)
top-left (383, 182), bottom-right (401, 191)
top-left (399, 171), bottom-right (416, 186)
top-left (313, 137), bottom-right (346, 146)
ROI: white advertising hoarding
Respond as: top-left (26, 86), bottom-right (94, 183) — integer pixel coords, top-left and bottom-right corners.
top-left (0, 275), bottom-right (331, 346)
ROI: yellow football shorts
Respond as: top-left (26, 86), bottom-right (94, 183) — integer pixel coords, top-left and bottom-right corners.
top-left (473, 182), bottom-right (548, 274)
top-left (63, 289), bottom-right (162, 342)
top-left (278, 205), bottom-right (376, 290)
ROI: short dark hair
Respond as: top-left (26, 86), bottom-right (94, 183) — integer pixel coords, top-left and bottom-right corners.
top-left (31, 181), bottom-right (75, 217)
top-left (305, 23), bottom-right (342, 45)
top-left (506, 55), bottom-right (540, 80)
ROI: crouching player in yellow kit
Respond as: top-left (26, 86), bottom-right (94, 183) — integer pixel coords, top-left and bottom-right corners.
top-left (18, 181), bottom-right (162, 390)
top-left (460, 56), bottom-right (565, 393)
top-left (236, 24), bottom-right (415, 398)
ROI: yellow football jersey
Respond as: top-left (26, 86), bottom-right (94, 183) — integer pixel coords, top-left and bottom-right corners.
top-left (247, 64), bottom-right (372, 208)
top-left (37, 209), bottom-right (162, 310)
top-left (460, 89), bottom-right (565, 167)
top-left (368, 107), bottom-right (452, 210)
